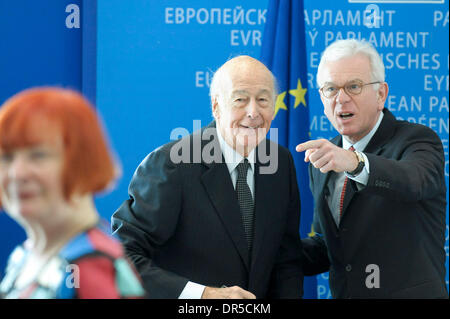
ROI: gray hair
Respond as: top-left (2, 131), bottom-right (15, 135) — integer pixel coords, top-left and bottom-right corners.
top-left (317, 39), bottom-right (385, 89)
top-left (209, 63), bottom-right (229, 107)
top-left (209, 56), bottom-right (278, 111)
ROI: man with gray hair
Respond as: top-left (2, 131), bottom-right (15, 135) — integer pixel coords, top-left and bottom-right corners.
top-left (298, 39), bottom-right (447, 298)
top-left (112, 55), bottom-right (304, 298)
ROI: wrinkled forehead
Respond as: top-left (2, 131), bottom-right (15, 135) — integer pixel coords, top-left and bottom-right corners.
top-left (320, 54), bottom-right (372, 85)
top-left (224, 62), bottom-right (274, 94)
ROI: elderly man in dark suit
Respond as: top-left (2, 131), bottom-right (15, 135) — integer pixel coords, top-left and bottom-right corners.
top-left (112, 56), bottom-right (304, 299)
top-left (298, 39), bottom-right (447, 298)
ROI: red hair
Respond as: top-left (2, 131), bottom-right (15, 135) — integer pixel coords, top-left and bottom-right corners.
top-left (0, 87), bottom-right (118, 201)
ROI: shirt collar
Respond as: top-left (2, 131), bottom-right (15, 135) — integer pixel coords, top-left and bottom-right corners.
top-left (342, 111), bottom-right (384, 151)
top-left (216, 127), bottom-right (255, 174)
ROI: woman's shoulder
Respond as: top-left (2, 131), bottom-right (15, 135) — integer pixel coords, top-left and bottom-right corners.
top-left (60, 221), bottom-right (124, 262)
top-left (59, 222), bottom-right (146, 298)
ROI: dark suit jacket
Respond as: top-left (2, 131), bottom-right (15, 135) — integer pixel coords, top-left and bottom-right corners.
top-left (112, 122), bottom-right (304, 298)
top-left (302, 109), bottom-right (448, 299)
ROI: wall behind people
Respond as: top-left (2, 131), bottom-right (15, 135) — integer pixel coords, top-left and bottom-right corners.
top-left (0, 0), bottom-right (82, 278)
top-left (0, 0), bottom-right (448, 298)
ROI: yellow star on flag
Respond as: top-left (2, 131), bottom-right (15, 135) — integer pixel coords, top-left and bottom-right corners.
top-left (289, 78), bottom-right (307, 108)
top-left (308, 224), bottom-right (316, 237)
top-left (273, 91), bottom-right (287, 119)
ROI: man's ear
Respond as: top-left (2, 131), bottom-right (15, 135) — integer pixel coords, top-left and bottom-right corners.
top-left (212, 96), bottom-right (220, 119)
top-left (377, 82), bottom-right (389, 110)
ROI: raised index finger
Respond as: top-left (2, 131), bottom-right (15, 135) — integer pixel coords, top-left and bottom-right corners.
top-left (296, 139), bottom-right (325, 152)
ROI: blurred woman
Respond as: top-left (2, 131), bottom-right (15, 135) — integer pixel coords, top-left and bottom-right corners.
top-left (0, 87), bottom-right (146, 298)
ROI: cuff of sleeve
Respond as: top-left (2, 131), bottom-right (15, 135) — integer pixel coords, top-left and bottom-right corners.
top-left (346, 152), bottom-right (370, 186)
top-left (178, 281), bottom-right (206, 299)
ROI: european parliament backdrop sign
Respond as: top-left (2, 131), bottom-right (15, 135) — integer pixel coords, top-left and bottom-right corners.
top-left (0, 0), bottom-right (448, 299)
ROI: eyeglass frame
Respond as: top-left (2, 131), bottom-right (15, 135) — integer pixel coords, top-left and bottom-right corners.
top-left (319, 80), bottom-right (382, 99)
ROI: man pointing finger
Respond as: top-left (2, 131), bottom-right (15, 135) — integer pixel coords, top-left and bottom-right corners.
top-left (296, 139), bottom-right (361, 175)
top-left (298, 39), bottom-right (447, 299)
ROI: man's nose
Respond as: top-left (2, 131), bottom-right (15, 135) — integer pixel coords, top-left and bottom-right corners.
top-left (246, 98), bottom-right (260, 119)
top-left (336, 87), bottom-right (351, 104)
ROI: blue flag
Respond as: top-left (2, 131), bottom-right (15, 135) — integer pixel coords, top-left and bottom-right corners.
top-left (260, 0), bottom-right (316, 299)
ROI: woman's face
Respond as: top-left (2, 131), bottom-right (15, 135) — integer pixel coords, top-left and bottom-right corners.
top-left (0, 136), bottom-right (66, 224)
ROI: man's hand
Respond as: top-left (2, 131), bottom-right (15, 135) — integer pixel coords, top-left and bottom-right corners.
top-left (296, 139), bottom-right (358, 173)
top-left (202, 286), bottom-right (256, 299)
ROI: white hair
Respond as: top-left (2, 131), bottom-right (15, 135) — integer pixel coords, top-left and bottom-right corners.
top-left (209, 63), bottom-right (229, 107)
top-left (317, 39), bottom-right (385, 89)
top-left (209, 56), bottom-right (278, 112)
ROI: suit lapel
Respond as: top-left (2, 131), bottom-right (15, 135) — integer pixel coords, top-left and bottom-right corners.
top-left (328, 131), bottom-right (364, 220)
top-left (341, 109), bottom-right (396, 219)
top-left (341, 178), bottom-right (356, 218)
top-left (199, 123), bottom-right (251, 270)
top-left (315, 158), bottom-right (338, 232)
top-left (250, 156), bottom-right (272, 269)
top-left (335, 134), bottom-right (359, 220)
top-left (363, 108), bottom-right (397, 154)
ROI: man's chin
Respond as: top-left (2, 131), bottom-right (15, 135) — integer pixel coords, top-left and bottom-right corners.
top-left (235, 137), bottom-right (260, 156)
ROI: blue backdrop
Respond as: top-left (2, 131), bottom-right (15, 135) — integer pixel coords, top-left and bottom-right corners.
top-left (0, 0), bottom-right (82, 282)
top-left (0, 0), bottom-right (448, 298)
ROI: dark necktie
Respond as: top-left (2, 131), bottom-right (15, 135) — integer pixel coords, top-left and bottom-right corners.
top-left (236, 159), bottom-right (254, 251)
top-left (339, 146), bottom-right (355, 221)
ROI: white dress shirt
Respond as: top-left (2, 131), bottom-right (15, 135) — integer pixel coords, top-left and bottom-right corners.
top-left (179, 127), bottom-right (255, 298)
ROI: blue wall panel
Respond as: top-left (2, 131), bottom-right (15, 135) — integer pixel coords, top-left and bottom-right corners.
top-left (0, 0), bottom-right (82, 277)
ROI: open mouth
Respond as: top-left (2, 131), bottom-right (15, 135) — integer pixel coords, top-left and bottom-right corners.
top-left (339, 112), bottom-right (354, 120)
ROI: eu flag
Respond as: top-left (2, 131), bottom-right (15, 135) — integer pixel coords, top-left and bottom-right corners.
top-left (260, 0), bottom-right (316, 299)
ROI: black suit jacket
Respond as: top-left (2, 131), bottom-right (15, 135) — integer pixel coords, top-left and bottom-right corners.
top-left (302, 109), bottom-right (448, 298)
top-left (112, 122), bottom-right (304, 298)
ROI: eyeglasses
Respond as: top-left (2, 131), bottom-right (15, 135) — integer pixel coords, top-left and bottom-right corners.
top-left (319, 80), bottom-right (381, 99)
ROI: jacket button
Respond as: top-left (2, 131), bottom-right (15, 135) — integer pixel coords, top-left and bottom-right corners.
top-left (345, 264), bottom-right (352, 272)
